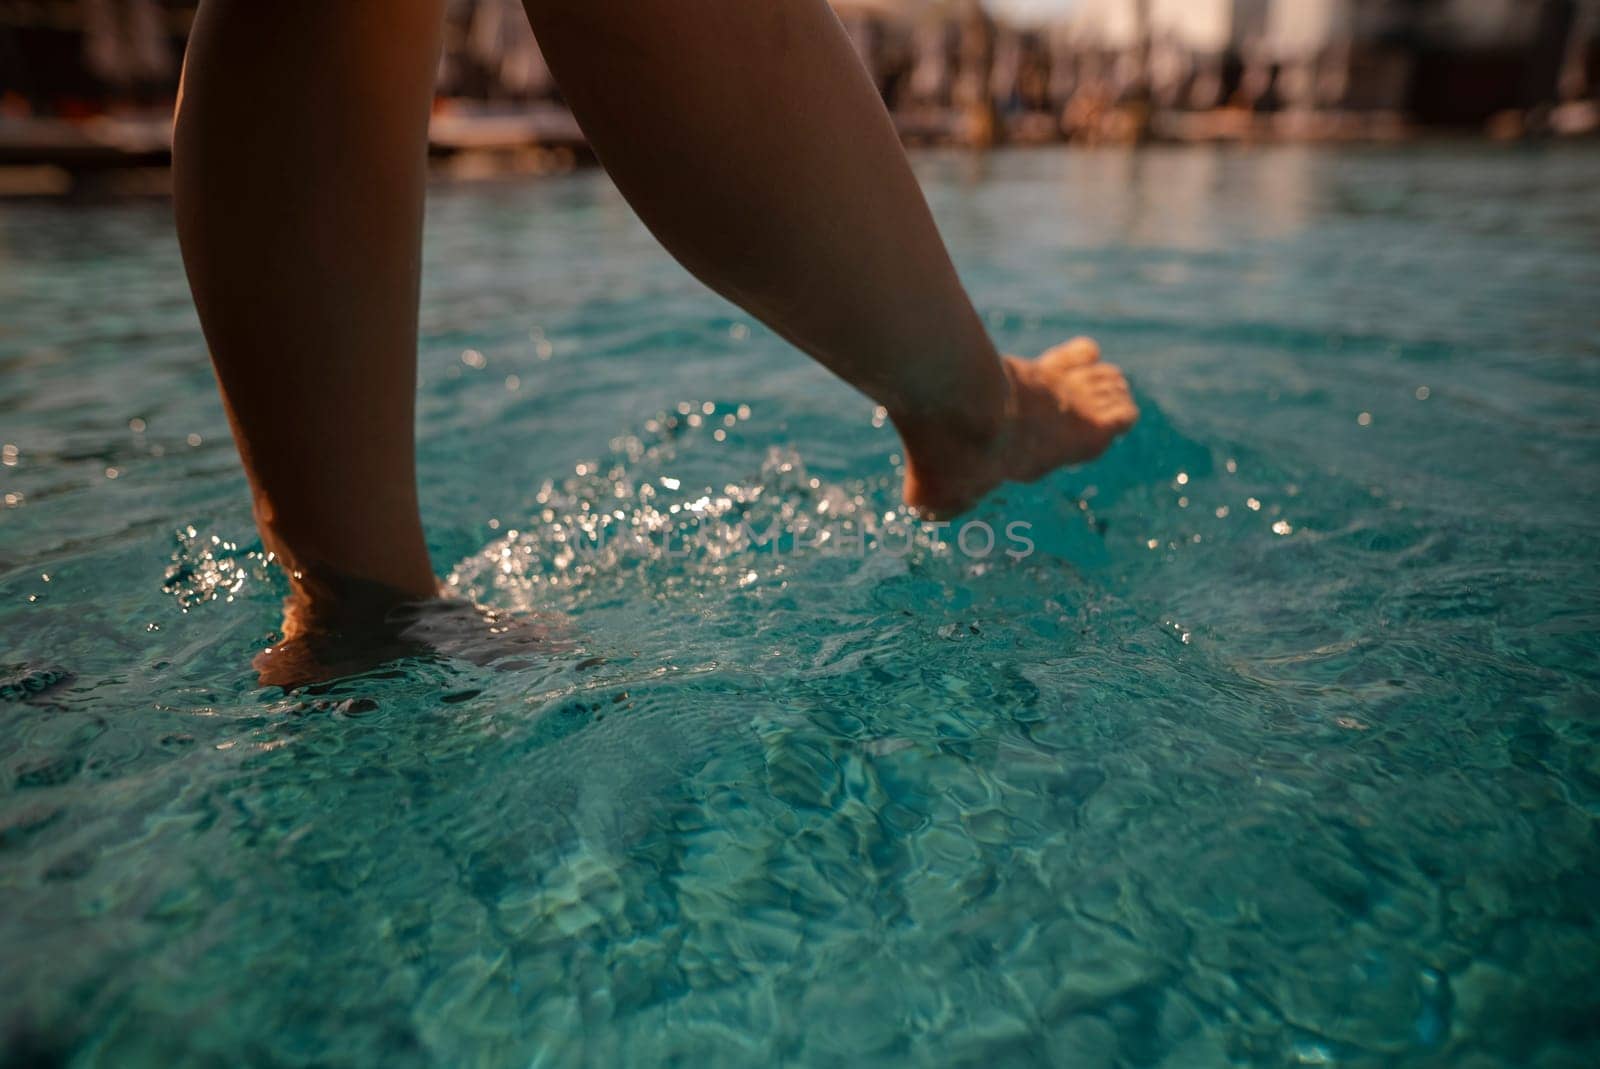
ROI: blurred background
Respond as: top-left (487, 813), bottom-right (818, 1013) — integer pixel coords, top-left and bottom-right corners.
top-left (1, 0), bottom-right (1597, 194)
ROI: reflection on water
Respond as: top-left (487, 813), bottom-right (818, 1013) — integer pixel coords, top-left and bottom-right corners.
top-left (2, 146), bottom-right (1599, 1066)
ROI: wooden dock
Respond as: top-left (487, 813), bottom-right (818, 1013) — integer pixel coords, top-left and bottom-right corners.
top-left (0, 104), bottom-right (595, 193)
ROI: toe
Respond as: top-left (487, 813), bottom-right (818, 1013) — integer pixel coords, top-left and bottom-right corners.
top-left (1083, 385), bottom-right (1138, 433)
top-left (1085, 361), bottom-right (1125, 383)
top-left (1040, 336), bottom-right (1101, 369)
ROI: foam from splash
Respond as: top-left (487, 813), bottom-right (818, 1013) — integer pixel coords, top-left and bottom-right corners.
top-left (446, 402), bottom-right (993, 612)
top-left (162, 526), bottom-right (276, 611)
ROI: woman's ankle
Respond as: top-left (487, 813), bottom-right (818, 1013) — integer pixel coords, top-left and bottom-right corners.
top-left (892, 360), bottom-right (1018, 515)
top-left (277, 567), bottom-right (439, 641)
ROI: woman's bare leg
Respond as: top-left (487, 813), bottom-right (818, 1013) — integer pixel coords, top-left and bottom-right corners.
top-left (172, 0), bottom-right (1134, 684)
top-left (173, 0), bottom-right (444, 654)
top-left (521, 0), bottom-right (1138, 515)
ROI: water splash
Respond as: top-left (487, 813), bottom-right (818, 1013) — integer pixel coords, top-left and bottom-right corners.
top-left (448, 402), bottom-right (1018, 612)
top-left (162, 525), bottom-right (276, 610)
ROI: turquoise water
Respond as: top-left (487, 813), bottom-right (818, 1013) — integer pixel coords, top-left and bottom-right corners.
top-left (2, 145), bottom-right (1598, 1067)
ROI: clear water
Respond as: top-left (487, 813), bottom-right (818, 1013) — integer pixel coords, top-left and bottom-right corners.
top-left (2, 145), bottom-right (1598, 1068)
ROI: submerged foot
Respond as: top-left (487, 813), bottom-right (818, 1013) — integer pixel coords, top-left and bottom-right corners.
top-left (254, 586), bottom-right (559, 690)
top-left (901, 337), bottom-right (1138, 517)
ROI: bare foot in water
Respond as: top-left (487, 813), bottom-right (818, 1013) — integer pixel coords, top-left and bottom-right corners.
top-left (900, 337), bottom-right (1138, 517)
top-left (253, 581), bottom-right (560, 690)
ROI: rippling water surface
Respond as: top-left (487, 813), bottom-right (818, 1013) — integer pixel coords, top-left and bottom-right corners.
top-left (3, 146), bottom-right (1598, 1067)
